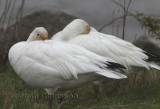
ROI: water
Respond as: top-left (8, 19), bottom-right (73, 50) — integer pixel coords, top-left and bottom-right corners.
top-left (0, 0), bottom-right (160, 42)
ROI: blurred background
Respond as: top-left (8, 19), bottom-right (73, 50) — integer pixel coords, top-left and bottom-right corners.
top-left (0, 0), bottom-right (160, 41)
top-left (1, 0), bottom-right (160, 109)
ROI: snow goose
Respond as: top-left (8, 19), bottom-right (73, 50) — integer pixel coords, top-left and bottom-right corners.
top-left (52, 19), bottom-right (160, 73)
top-left (8, 27), bottom-right (127, 108)
top-left (27, 27), bottom-right (48, 41)
top-left (52, 19), bottom-right (160, 97)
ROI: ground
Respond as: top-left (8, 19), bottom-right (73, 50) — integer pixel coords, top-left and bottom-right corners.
top-left (0, 64), bottom-right (160, 109)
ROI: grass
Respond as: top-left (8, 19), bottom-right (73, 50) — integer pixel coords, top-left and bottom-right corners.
top-left (1, 64), bottom-right (160, 109)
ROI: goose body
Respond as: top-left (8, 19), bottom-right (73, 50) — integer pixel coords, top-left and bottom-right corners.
top-left (9, 27), bottom-right (128, 108)
top-left (52, 19), bottom-right (160, 73)
top-left (51, 19), bottom-right (160, 98)
top-left (9, 40), bottom-right (126, 91)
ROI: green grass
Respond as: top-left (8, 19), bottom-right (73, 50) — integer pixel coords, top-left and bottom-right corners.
top-left (1, 65), bottom-right (160, 109)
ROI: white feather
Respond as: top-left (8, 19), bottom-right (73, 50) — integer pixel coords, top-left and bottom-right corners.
top-left (67, 27), bottom-right (155, 72)
top-left (96, 69), bottom-right (127, 79)
top-left (149, 63), bottom-right (160, 70)
top-left (8, 40), bottom-right (126, 90)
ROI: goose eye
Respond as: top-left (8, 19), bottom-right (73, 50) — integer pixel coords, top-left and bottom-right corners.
top-left (37, 34), bottom-right (40, 36)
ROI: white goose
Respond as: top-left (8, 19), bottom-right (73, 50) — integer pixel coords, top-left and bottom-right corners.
top-left (52, 19), bottom-right (160, 96)
top-left (8, 27), bottom-right (127, 108)
top-left (52, 19), bottom-right (160, 72)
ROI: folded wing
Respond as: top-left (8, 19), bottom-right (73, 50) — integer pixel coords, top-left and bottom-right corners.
top-left (9, 40), bottom-right (126, 83)
top-left (68, 27), bottom-right (159, 71)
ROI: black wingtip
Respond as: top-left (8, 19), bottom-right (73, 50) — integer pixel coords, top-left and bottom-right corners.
top-left (143, 51), bottom-right (160, 62)
top-left (106, 61), bottom-right (126, 69)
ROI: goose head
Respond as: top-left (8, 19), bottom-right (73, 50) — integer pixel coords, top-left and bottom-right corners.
top-left (63, 19), bottom-right (91, 36)
top-left (27, 27), bottom-right (48, 42)
top-left (52, 19), bottom-right (91, 41)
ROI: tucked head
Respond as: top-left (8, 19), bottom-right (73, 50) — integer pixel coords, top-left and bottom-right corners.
top-left (52, 19), bottom-right (91, 41)
top-left (63, 19), bottom-right (91, 35)
top-left (27, 27), bottom-right (48, 41)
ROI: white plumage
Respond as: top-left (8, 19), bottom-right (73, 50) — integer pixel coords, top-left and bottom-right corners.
top-left (52, 19), bottom-right (160, 73)
top-left (68, 28), bottom-right (149, 71)
top-left (51, 19), bottom-right (160, 98)
top-left (9, 27), bottom-right (127, 94)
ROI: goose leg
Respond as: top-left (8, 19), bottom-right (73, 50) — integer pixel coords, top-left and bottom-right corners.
top-left (45, 88), bottom-right (57, 109)
top-left (93, 81), bottom-right (101, 97)
top-left (59, 95), bottom-right (65, 109)
top-left (59, 95), bottom-right (65, 103)
top-left (48, 95), bottom-right (53, 109)
top-left (58, 91), bottom-right (70, 109)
